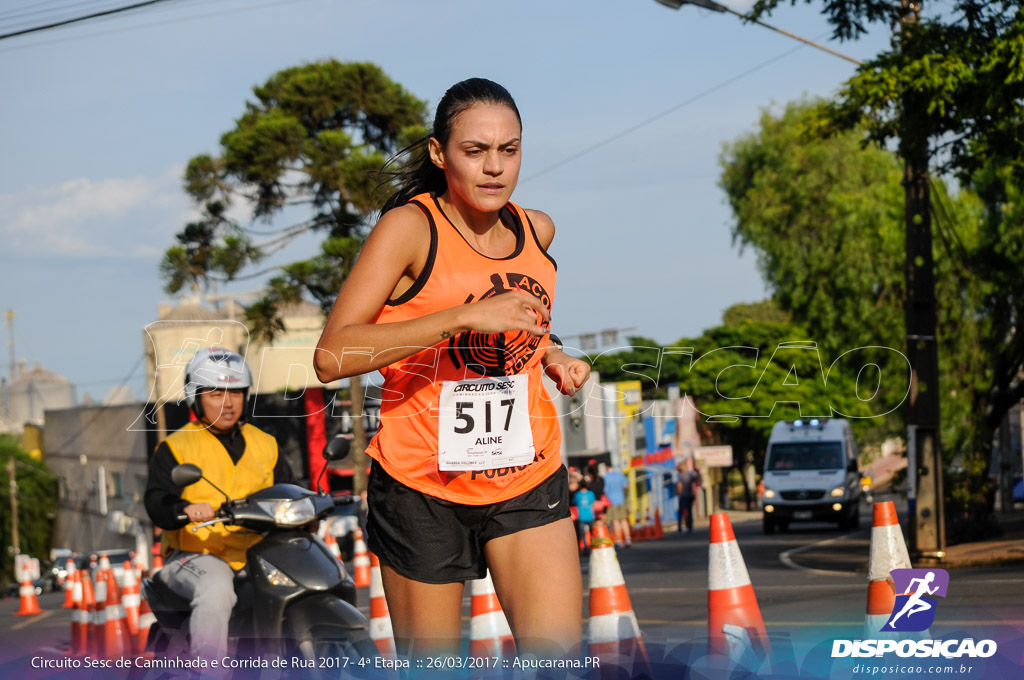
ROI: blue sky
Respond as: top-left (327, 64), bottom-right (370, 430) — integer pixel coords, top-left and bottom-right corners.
top-left (0, 0), bottom-right (891, 402)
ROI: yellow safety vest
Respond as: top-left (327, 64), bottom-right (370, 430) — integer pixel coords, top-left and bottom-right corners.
top-left (160, 421), bottom-right (279, 570)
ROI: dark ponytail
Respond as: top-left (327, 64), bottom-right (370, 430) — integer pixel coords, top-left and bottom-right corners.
top-left (378, 78), bottom-right (522, 214)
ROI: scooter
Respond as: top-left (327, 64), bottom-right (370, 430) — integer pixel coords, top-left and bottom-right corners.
top-left (142, 434), bottom-right (375, 669)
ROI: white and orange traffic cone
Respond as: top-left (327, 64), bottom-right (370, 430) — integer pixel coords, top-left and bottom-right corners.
top-left (137, 596), bottom-right (155, 654)
top-left (70, 572), bottom-right (90, 656)
top-left (62, 558), bottom-right (77, 608)
top-left (865, 501), bottom-right (920, 638)
top-left (150, 552), bottom-right (163, 577)
top-left (325, 531), bottom-right (342, 561)
top-left (352, 528), bottom-right (371, 588)
top-left (98, 553), bottom-right (111, 581)
top-left (468, 571), bottom-right (515, 658)
top-left (90, 575), bottom-right (106, 657)
top-left (708, 512), bottom-right (771, 667)
top-left (101, 570), bottom-right (132, 659)
top-left (368, 553), bottom-right (396, 658)
top-left (587, 523), bottom-right (651, 676)
top-left (14, 574), bottom-right (43, 616)
top-left (121, 561), bottom-right (141, 640)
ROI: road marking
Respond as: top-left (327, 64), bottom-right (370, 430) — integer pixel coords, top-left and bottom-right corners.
top-left (10, 609), bottom-right (54, 631)
top-left (779, 528), bottom-right (870, 575)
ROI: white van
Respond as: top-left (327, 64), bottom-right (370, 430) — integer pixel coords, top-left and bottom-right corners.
top-left (762, 418), bottom-right (862, 533)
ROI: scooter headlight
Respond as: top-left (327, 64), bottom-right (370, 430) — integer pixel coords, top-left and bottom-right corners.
top-left (257, 497), bottom-right (317, 526)
top-left (256, 556), bottom-right (295, 587)
top-left (830, 486), bottom-right (845, 498)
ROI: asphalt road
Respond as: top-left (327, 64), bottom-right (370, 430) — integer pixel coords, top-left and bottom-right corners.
top-left (3, 501), bottom-right (1022, 675)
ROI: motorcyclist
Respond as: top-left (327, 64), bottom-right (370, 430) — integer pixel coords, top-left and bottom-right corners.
top-left (144, 347), bottom-right (292, 659)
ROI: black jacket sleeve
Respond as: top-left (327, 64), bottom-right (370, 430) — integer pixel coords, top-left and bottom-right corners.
top-left (144, 441), bottom-right (190, 530)
top-left (273, 450), bottom-right (294, 485)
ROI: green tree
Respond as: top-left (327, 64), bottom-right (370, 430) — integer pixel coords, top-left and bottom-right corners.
top-left (719, 99), bottom-right (1008, 539)
top-left (161, 61), bottom-right (427, 492)
top-left (0, 436), bottom-right (57, 589)
top-left (749, 0), bottom-right (1024, 540)
top-left (751, 2), bottom-right (1024, 181)
top-left (721, 299), bottom-right (791, 326)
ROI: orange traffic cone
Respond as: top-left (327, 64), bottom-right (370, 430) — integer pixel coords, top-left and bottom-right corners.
top-left (368, 553), bottom-right (396, 658)
top-left (708, 512), bottom-right (771, 666)
top-left (150, 553), bottom-right (164, 576)
top-left (587, 523), bottom-right (651, 675)
top-left (90, 575), bottom-right (105, 657)
top-left (653, 508), bottom-right (664, 539)
top-left (352, 528), bottom-right (371, 588)
top-left (62, 558), bottom-right (77, 608)
top-left (469, 571), bottom-right (515, 658)
top-left (325, 531), bottom-right (342, 561)
top-left (14, 575), bottom-right (43, 616)
top-left (121, 561), bottom-right (140, 639)
top-left (101, 570), bottom-right (132, 659)
top-left (865, 502), bottom-right (919, 638)
top-left (98, 553), bottom-right (111, 580)
top-left (137, 596), bottom-right (155, 654)
top-left (70, 572), bottom-right (89, 656)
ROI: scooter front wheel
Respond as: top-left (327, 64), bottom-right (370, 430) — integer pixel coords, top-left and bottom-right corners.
top-left (295, 632), bottom-right (378, 680)
top-left (283, 594), bottom-right (377, 679)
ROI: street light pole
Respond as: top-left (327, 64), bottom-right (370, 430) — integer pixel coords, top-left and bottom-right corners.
top-left (654, 0), bottom-right (863, 65)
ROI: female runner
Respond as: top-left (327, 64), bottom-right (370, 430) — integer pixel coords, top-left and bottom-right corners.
top-left (314, 78), bottom-right (590, 658)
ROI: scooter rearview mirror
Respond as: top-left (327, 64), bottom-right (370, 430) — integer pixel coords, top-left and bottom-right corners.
top-left (171, 463), bottom-right (203, 488)
top-left (323, 434), bottom-right (353, 462)
top-left (170, 463), bottom-right (231, 505)
top-left (316, 434), bottom-right (354, 495)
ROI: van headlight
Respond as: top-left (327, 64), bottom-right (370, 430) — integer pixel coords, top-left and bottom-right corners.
top-left (257, 498), bottom-right (316, 526)
top-left (830, 486), bottom-right (845, 498)
top-left (763, 488), bottom-right (775, 499)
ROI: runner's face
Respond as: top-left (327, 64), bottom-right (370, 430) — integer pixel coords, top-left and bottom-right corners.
top-left (431, 103), bottom-right (522, 213)
top-left (200, 389), bottom-right (245, 432)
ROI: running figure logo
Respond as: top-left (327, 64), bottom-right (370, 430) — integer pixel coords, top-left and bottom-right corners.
top-left (883, 568), bottom-right (950, 632)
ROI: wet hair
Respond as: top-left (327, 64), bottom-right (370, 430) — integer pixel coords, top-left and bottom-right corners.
top-left (378, 78), bottom-right (522, 214)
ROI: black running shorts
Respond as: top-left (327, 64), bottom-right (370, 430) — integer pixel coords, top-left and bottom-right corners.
top-left (365, 460), bottom-right (571, 584)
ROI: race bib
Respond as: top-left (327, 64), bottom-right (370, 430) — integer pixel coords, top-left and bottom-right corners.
top-left (437, 375), bottom-right (535, 471)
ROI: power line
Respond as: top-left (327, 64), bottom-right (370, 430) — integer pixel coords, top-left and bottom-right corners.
top-left (0, 0), bottom-right (308, 52)
top-left (0, 0), bottom-right (121, 26)
top-left (521, 34), bottom-right (830, 185)
top-left (0, 0), bottom-right (178, 41)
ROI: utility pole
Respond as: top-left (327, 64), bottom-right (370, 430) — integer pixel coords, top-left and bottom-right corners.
top-left (900, 0), bottom-right (945, 559)
top-left (7, 456), bottom-right (18, 556)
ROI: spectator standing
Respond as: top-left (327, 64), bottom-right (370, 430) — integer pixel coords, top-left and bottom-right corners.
top-left (676, 458), bottom-right (702, 533)
top-left (573, 479), bottom-right (597, 556)
top-left (602, 466), bottom-right (631, 548)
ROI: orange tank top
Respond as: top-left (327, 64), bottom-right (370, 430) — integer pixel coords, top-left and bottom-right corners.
top-left (365, 193), bottom-right (562, 505)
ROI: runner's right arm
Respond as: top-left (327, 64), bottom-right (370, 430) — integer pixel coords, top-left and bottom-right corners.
top-left (314, 205), bottom-right (549, 382)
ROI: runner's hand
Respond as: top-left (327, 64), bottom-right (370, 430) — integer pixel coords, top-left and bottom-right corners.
top-left (543, 350), bottom-right (591, 396)
top-left (460, 290), bottom-right (550, 336)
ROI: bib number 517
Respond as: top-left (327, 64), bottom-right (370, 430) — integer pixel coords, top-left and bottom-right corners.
top-left (454, 399), bottom-right (516, 434)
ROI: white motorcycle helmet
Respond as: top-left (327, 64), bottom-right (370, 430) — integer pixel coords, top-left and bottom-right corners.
top-left (183, 347), bottom-right (253, 420)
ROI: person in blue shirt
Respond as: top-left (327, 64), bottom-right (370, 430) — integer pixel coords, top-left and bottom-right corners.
top-left (573, 479), bottom-right (596, 555)
top-left (602, 465), bottom-right (632, 548)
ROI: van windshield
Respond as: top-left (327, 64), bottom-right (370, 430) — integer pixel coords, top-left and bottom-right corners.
top-left (767, 442), bottom-right (843, 471)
